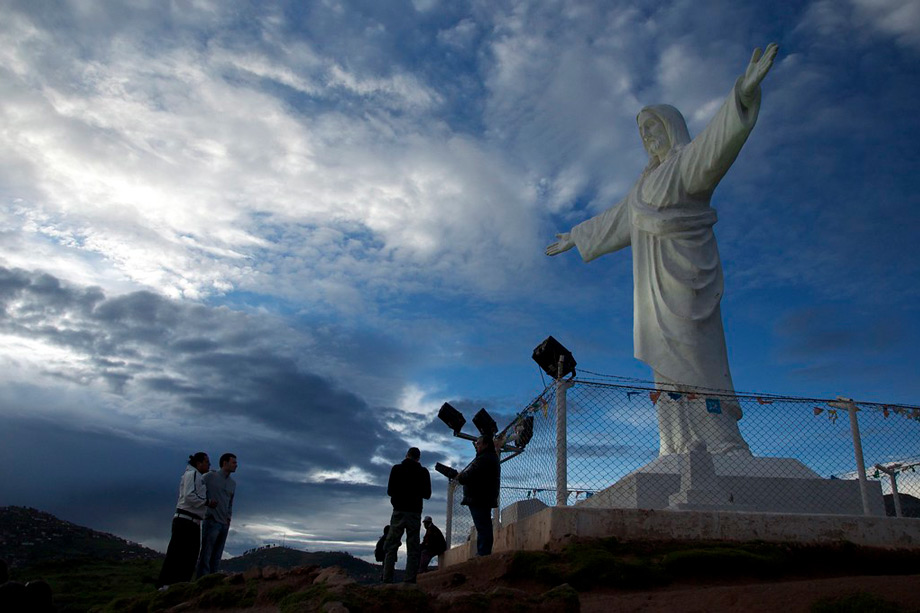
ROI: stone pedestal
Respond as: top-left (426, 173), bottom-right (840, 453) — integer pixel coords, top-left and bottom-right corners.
top-left (577, 451), bottom-right (886, 516)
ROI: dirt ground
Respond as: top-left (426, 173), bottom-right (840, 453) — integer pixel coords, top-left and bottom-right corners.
top-left (416, 553), bottom-right (920, 612)
top-left (577, 576), bottom-right (920, 612)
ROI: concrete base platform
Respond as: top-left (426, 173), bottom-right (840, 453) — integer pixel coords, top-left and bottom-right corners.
top-left (576, 451), bottom-right (886, 516)
top-left (443, 506), bottom-right (920, 568)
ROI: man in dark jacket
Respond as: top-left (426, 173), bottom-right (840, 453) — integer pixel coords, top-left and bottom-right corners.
top-left (457, 435), bottom-right (500, 556)
top-left (418, 516), bottom-right (447, 572)
top-left (382, 447), bottom-right (431, 583)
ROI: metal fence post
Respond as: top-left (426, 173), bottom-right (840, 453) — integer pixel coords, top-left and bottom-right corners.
top-left (832, 396), bottom-right (871, 516)
top-left (876, 464), bottom-right (903, 518)
top-left (555, 356), bottom-right (571, 506)
top-left (445, 479), bottom-right (456, 545)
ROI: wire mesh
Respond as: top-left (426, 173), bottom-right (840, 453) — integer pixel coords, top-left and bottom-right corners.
top-left (448, 376), bottom-right (920, 547)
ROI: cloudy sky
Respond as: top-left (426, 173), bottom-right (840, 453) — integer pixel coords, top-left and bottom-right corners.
top-left (1, 0), bottom-right (919, 562)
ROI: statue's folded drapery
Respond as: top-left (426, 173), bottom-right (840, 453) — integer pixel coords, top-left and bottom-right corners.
top-left (569, 80), bottom-right (761, 455)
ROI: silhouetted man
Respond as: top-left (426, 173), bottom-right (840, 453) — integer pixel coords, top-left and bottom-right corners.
top-left (382, 447), bottom-right (431, 583)
top-left (418, 516), bottom-right (447, 573)
top-left (457, 435), bottom-right (500, 556)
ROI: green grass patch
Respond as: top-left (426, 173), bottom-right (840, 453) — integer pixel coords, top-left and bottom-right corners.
top-left (263, 582), bottom-right (298, 603)
top-left (12, 558), bottom-right (161, 613)
top-left (539, 583), bottom-right (581, 610)
top-left (278, 584), bottom-right (331, 613)
top-left (148, 582), bottom-right (197, 611)
top-left (335, 583), bottom-right (433, 613)
top-left (565, 539), bottom-right (667, 590)
top-left (506, 551), bottom-right (567, 586)
top-left (194, 572), bottom-right (228, 590)
top-left (660, 546), bottom-right (783, 579)
top-left (810, 592), bottom-right (906, 613)
top-left (195, 584), bottom-right (257, 609)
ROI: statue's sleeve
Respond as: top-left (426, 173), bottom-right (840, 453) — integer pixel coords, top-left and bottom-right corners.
top-left (570, 198), bottom-right (631, 262)
top-left (679, 78), bottom-right (761, 196)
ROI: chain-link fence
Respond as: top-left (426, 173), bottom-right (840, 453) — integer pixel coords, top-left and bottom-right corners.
top-left (447, 373), bottom-right (920, 547)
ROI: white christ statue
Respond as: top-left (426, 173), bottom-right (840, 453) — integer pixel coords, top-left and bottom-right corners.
top-left (546, 44), bottom-right (779, 457)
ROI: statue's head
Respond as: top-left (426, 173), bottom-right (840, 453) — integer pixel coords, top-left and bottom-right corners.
top-left (637, 104), bottom-right (691, 165)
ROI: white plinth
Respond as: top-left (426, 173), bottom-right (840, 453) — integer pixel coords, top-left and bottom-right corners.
top-left (577, 452), bottom-right (886, 516)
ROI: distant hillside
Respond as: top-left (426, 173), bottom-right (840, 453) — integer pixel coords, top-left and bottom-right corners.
top-left (0, 506), bottom-right (162, 569)
top-left (220, 545), bottom-right (387, 583)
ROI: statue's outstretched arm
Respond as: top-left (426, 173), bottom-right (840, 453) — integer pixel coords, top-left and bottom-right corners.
top-left (545, 232), bottom-right (574, 256)
top-left (740, 43), bottom-right (778, 106)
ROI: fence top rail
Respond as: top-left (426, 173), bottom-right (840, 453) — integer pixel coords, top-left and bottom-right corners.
top-left (559, 369), bottom-right (920, 411)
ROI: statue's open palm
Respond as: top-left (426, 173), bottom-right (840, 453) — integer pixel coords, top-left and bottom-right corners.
top-left (740, 43), bottom-right (778, 101)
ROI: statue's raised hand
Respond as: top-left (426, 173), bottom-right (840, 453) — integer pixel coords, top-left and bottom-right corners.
top-left (740, 43), bottom-right (778, 104)
top-left (546, 233), bottom-right (575, 256)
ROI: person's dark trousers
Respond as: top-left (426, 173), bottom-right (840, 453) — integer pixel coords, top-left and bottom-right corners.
top-left (418, 548), bottom-right (438, 573)
top-left (382, 511), bottom-right (421, 583)
top-left (157, 517), bottom-right (200, 587)
top-left (196, 518), bottom-right (230, 578)
top-left (469, 506), bottom-right (493, 556)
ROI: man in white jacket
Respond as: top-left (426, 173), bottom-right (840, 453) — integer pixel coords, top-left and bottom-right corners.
top-left (157, 452), bottom-right (216, 588)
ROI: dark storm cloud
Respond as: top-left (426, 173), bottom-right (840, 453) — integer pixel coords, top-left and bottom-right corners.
top-left (0, 266), bottom-right (402, 478)
top-left (775, 306), bottom-right (904, 359)
top-left (0, 414), bottom-right (408, 556)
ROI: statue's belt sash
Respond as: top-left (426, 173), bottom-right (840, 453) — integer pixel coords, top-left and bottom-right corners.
top-left (631, 205), bottom-right (718, 238)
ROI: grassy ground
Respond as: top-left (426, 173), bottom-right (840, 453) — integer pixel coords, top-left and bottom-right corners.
top-left (10, 557), bottom-right (162, 612)
top-left (13, 539), bottom-right (920, 612)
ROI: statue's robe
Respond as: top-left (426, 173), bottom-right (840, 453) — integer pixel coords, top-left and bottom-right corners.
top-left (569, 80), bottom-right (760, 455)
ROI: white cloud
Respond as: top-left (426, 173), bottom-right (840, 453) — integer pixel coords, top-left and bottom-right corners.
top-left (800, 0), bottom-right (920, 51)
top-left (437, 18), bottom-right (477, 50)
top-left (0, 8), bottom-right (543, 307)
top-left (851, 0), bottom-right (920, 50)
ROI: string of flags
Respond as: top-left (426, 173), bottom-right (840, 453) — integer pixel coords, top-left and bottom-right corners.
top-left (814, 404), bottom-right (920, 423)
top-left (647, 391), bottom-right (699, 404)
top-left (530, 385), bottom-right (919, 424)
top-left (526, 396), bottom-right (550, 418)
top-left (523, 489), bottom-right (595, 500)
top-left (873, 463), bottom-right (918, 479)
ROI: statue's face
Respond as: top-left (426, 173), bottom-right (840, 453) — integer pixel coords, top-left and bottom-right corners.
top-left (638, 113), bottom-right (669, 160)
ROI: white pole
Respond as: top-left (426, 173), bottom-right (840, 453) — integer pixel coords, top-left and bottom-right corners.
top-left (876, 464), bottom-right (903, 518)
top-left (555, 356), bottom-right (569, 507)
top-left (445, 480), bottom-right (456, 546)
top-left (833, 397), bottom-right (871, 516)
top-left (889, 472), bottom-right (903, 518)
